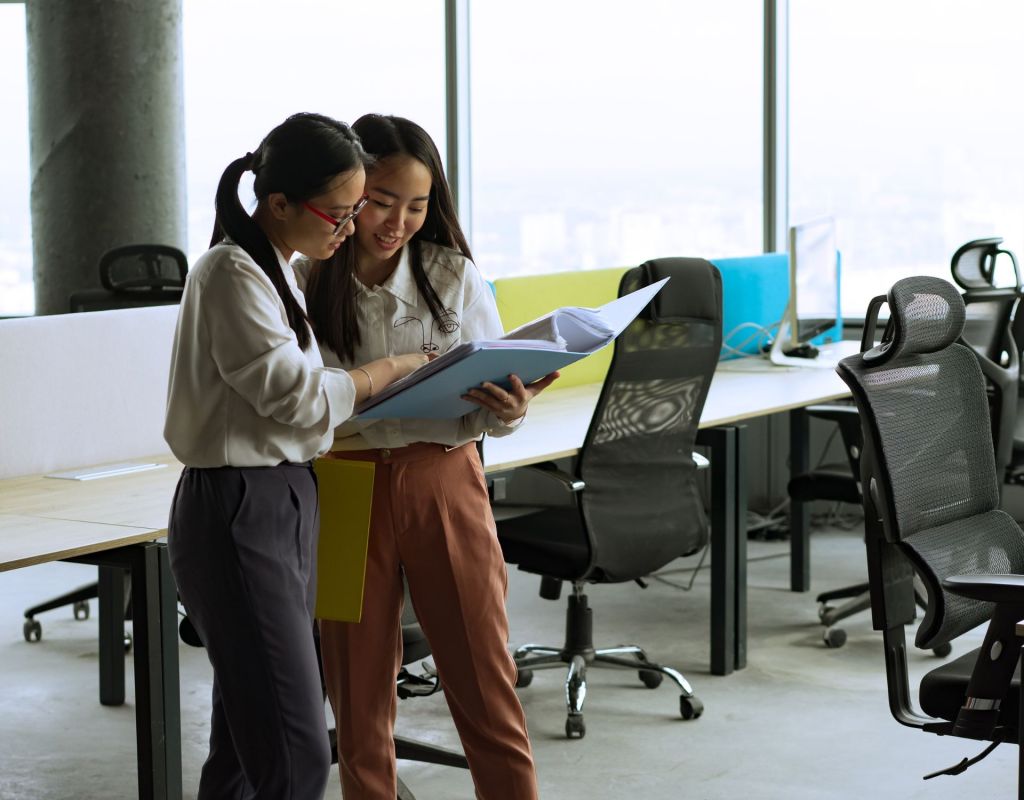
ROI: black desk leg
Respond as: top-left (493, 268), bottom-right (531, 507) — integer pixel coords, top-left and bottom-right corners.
top-left (130, 542), bottom-right (182, 800)
top-left (98, 565), bottom-right (126, 706)
top-left (790, 408), bottom-right (811, 592)
top-left (733, 425), bottom-right (747, 670)
top-left (699, 426), bottom-right (737, 676)
top-left (75, 543), bottom-right (182, 800)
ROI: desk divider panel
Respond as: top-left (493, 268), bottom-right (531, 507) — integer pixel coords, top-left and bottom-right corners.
top-left (492, 267), bottom-right (628, 389)
top-left (0, 305), bottom-right (178, 479)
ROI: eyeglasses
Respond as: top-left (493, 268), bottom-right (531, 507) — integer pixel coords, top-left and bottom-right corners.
top-left (302, 195), bottom-right (369, 236)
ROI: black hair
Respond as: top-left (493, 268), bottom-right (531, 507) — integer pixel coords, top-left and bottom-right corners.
top-left (209, 112), bottom-right (368, 351)
top-left (305, 114), bottom-right (472, 361)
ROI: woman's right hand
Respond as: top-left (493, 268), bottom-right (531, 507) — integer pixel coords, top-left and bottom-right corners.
top-left (350, 354), bottom-right (431, 403)
top-left (385, 353), bottom-right (432, 383)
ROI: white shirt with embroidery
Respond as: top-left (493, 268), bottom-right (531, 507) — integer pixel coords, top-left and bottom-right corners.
top-left (164, 241), bottom-right (357, 467)
top-left (294, 241), bottom-right (522, 451)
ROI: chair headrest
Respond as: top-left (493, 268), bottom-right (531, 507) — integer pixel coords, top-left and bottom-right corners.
top-left (864, 276), bottom-right (965, 364)
top-left (950, 237), bottom-right (1004, 290)
top-left (635, 257), bottom-right (721, 322)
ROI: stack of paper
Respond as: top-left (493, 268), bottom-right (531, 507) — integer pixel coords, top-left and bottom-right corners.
top-left (353, 277), bottom-right (668, 420)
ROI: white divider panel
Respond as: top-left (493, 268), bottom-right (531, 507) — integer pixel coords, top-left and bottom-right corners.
top-left (0, 305), bottom-right (179, 479)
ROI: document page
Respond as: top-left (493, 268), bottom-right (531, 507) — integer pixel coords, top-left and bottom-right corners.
top-left (501, 276), bottom-right (669, 353)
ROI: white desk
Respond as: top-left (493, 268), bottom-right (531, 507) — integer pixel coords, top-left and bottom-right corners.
top-left (483, 342), bottom-right (857, 675)
top-left (1, 457), bottom-right (182, 800)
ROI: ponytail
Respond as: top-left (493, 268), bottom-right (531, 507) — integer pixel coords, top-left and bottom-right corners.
top-left (209, 152), bottom-right (314, 351)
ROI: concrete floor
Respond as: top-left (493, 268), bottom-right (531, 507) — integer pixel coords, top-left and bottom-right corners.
top-left (0, 525), bottom-right (1016, 800)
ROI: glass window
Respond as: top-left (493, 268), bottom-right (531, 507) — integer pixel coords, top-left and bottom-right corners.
top-left (183, 0), bottom-right (446, 262)
top-left (790, 1), bottom-right (1024, 318)
top-left (469, 1), bottom-right (763, 279)
top-left (0, 3), bottom-right (31, 316)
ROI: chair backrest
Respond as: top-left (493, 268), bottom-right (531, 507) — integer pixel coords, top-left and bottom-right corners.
top-left (838, 276), bottom-right (1024, 652)
top-left (948, 238), bottom-right (1020, 477)
top-left (575, 257), bottom-right (722, 581)
top-left (101, 244), bottom-right (188, 294)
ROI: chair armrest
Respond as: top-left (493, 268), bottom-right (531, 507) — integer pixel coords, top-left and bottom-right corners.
top-left (942, 574), bottom-right (1024, 605)
top-left (805, 404), bottom-right (858, 424)
top-left (523, 463), bottom-right (585, 493)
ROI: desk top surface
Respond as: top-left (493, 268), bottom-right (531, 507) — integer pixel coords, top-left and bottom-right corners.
top-left (0, 455), bottom-right (179, 571)
top-left (2, 342), bottom-right (857, 569)
top-left (483, 341), bottom-right (856, 471)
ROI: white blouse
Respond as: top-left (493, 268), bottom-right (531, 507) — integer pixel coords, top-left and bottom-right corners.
top-left (294, 241), bottom-right (521, 451)
top-left (164, 241), bottom-right (357, 467)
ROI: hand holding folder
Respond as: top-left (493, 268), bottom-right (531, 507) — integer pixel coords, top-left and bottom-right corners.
top-left (353, 277), bottom-right (669, 420)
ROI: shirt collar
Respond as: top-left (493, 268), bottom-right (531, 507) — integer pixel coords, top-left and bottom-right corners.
top-left (366, 245), bottom-right (420, 308)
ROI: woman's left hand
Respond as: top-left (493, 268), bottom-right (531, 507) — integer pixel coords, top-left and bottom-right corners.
top-left (462, 371), bottom-right (560, 424)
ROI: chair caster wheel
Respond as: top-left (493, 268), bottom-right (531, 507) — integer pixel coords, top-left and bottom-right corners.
top-left (932, 642), bottom-right (952, 658)
top-left (73, 600), bottom-right (90, 620)
top-left (515, 668), bottom-right (534, 688)
top-left (680, 695), bottom-right (704, 720)
top-left (565, 714), bottom-right (585, 739)
top-left (639, 669), bottom-right (663, 689)
top-left (823, 627), bottom-right (847, 648)
top-left (23, 619), bottom-right (41, 643)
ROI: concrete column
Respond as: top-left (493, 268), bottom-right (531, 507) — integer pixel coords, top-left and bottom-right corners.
top-left (26, 0), bottom-right (186, 315)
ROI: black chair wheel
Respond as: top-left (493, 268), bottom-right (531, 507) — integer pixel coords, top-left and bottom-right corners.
top-left (680, 695), bottom-right (704, 720)
top-left (73, 600), bottom-right (90, 620)
top-left (23, 619), bottom-right (41, 643)
top-left (823, 627), bottom-right (847, 648)
top-left (565, 714), bottom-right (586, 739)
top-left (178, 616), bottom-right (204, 648)
top-left (932, 642), bottom-right (952, 658)
top-left (639, 669), bottom-right (663, 689)
top-left (123, 632), bottom-right (133, 652)
top-left (515, 668), bottom-right (534, 688)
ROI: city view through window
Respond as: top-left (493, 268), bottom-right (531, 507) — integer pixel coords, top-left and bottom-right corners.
top-left (1, 2), bottom-right (1022, 328)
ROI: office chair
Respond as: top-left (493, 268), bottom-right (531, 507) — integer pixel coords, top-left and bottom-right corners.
top-left (949, 237), bottom-right (1020, 475)
top-left (788, 237), bottom-right (1020, 649)
top-left (23, 245), bottom-right (188, 646)
top-left (69, 243), bottom-right (187, 312)
top-left (839, 275), bottom-right (1024, 796)
top-left (495, 257), bottom-right (720, 738)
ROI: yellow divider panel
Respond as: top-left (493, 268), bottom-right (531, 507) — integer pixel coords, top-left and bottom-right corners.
top-left (493, 267), bottom-right (629, 389)
top-left (314, 458), bottom-right (375, 623)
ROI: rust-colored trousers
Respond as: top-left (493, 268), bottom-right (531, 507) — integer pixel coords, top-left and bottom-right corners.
top-left (319, 442), bottom-right (538, 800)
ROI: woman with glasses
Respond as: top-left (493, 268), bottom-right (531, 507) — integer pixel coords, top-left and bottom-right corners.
top-left (298, 114), bottom-right (555, 800)
top-left (164, 112), bottom-right (429, 800)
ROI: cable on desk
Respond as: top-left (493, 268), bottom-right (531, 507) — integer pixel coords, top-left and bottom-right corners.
top-left (719, 320), bottom-right (780, 360)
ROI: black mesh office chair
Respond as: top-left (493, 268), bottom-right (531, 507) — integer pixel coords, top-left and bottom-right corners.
top-left (495, 257), bottom-right (720, 738)
top-left (839, 275), bottom-right (1024, 795)
top-left (950, 237), bottom-right (1020, 475)
top-left (789, 237), bottom-right (1020, 649)
top-left (69, 243), bottom-right (187, 312)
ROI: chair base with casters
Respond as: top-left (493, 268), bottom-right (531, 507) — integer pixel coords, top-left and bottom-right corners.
top-left (23, 573), bottom-right (134, 652)
top-left (511, 578), bottom-right (703, 740)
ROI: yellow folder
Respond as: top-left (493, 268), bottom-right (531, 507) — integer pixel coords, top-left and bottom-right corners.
top-left (314, 457), bottom-right (375, 623)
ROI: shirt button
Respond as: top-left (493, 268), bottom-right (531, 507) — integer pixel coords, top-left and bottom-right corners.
top-left (381, 448), bottom-right (391, 458)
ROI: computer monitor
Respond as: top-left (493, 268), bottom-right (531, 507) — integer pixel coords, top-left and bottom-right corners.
top-left (769, 216), bottom-right (841, 367)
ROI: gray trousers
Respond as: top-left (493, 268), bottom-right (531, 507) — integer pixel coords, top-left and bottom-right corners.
top-left (168, 463), bottom-right (330, 800)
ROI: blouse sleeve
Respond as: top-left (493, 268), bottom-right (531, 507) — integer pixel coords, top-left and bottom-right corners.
top-left (200, 256), bottom-right (356, 431)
